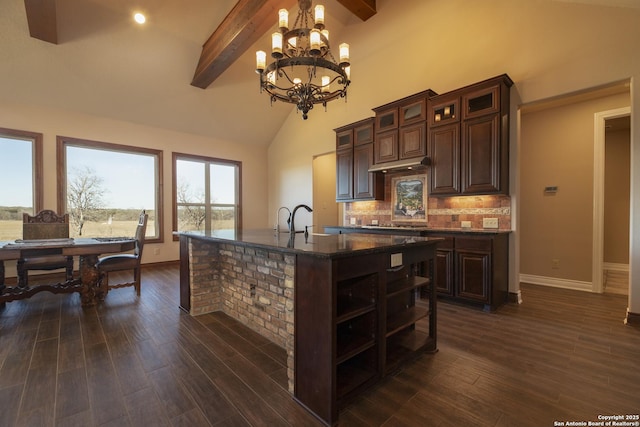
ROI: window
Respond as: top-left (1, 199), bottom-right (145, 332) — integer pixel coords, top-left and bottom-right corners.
top-left (173, 153), bottom-right (241, 239)
top-left (0, 127), bottom-right (43, 240)
top-left (57, 136), bottom-right (163, 242)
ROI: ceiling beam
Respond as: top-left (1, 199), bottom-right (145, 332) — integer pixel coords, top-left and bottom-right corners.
top-left (24, 0), bottom-right (58, 44)
top-left (336, 0), bottom-right (377, 21)
top-left (191, 0), bottom-right (296, 89)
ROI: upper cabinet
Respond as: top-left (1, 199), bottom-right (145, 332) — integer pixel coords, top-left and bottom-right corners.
top-left (373, 90), bottom-right (436, 164)
top-left (428, 74), bottom-right (513, 196)
top-left (335, 74), bottom-right (512, 201)
top-left (335, 118), bottom-right (384, 202)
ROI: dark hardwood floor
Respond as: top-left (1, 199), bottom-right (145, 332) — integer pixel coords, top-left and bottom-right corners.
top-left (1, 265), bottom-right (639, 426)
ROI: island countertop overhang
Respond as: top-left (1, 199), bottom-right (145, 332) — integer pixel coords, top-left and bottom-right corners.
top-left (177, 229), bottom-right (443, 259)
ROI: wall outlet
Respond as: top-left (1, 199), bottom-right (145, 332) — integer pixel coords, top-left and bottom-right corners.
top-left (552, 259), bottom-right (560, 269)
top-left (371, 219), bottom-right (379, 225)
top-left (461, 221), bottom-right (472, 229)
top-left (483, 218), bottom-right (499, 229)
top-left (153, 247), bottom-right (160, 255)
top-left (350, 217), bottom-right (356, 225)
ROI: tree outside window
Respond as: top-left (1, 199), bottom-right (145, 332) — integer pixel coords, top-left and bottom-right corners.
top-left (58, 136), bottom-right (163, 242)
top-left (173, 153), bottom-right (241, 238)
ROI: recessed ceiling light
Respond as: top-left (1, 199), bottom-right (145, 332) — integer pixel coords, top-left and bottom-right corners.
top-left (134, 12), bottom-right (146, 24)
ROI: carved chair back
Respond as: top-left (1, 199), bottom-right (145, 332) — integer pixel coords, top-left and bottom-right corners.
top-left (23, 210), bottom-right (70, 240)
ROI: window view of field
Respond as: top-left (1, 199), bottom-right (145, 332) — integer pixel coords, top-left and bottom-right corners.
top-left (0, 137), bottom-right (240, 242)
top-left (175, 157), bottom-right (239, 234)
top-left (0, 208), bottom-right (155, 241)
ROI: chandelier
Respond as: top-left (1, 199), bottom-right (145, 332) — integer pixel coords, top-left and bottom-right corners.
top-left (255, 0), bottom-right (351, 120)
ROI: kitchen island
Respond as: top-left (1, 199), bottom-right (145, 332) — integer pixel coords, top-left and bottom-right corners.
top-left (178, 229), bottom-right (441, 426)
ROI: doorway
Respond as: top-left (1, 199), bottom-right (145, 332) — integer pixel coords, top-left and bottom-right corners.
top-left (604, 116), bottom-right (631, 295)
top-left (595, 111), bottom-right (631, 294)
top-left (312, 152), bottom-right (339, 231)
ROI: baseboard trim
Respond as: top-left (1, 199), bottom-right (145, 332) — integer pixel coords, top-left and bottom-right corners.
top-left (508, 290), bottom-right (522, 304)
top-left (603, 262), bottom-right (629, 272)
top-left (519, 274), bottom-right (592, 292)
top-left (625, 310), bottom-right (640, 326)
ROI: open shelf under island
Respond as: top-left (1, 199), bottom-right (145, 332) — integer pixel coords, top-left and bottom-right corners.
top-left (177, 229), bottom-right (442, 426)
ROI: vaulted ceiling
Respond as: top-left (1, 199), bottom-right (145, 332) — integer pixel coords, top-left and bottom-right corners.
top-left (3, 0), bottom-right (374, 147)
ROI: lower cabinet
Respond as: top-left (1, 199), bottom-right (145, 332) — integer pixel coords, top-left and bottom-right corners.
top-left (295, 244), bottom-right (438, 426)
top-left (324, 227), bottom-right (509, 312)
top-left (433, 233), bottom-right (509, 311)
top-left (434, 237), bottom-right (454, 296)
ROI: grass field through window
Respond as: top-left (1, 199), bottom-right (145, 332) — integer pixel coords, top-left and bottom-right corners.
top-left (0, 219), bottom-right (152, 241)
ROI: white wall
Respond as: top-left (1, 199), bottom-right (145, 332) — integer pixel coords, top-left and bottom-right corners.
top-left (266, 0), bottom-right (640, 314)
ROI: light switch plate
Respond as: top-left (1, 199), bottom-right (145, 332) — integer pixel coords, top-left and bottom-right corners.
top-left (391, 253), bottom-right (403, 267)
top-left (483, 218), bottom-right (499, 229)
top-left (350, 217), bottom-right (356, 225)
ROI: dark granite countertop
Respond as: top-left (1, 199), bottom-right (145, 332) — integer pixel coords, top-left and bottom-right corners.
top-left (324, 225), bottom-right (512, 235)
top-left (177, 229), bottom-right (443, 259)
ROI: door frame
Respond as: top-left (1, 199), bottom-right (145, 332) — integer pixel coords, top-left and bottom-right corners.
top-left (593, 106), bottom-right (631, 293)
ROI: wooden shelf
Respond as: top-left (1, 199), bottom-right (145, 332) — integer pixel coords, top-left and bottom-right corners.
top-left (386, 306), bottom-right (429, 337)
top-left (386, 275), bottom-right (430, 299)
top-left (336, 349), bottom-right (378, 401)
top-left (337, 297), bottom-right (375, 323)
top-left (294, 245), bottom-right (438, 426)
top-left (385, 329), bottom-right (434, 373)
top-left (337, 333), bottom-right (376, 364)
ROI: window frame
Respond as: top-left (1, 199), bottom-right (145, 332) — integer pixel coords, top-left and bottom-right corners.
top-left (56, 135), bottom-right (164, 243)
top-left (0, 127), bottom-right (44, 214)
top-left (172, 152), bottom-right (242, 241)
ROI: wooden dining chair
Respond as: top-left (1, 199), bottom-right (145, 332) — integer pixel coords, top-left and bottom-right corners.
top-left (17, 210), bottom-right (74, 287)
top-left (96, 211), bottom-right (148, 296)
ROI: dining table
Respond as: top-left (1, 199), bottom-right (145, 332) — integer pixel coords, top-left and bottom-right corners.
top-left (0, 237), bottom-right (135, 306)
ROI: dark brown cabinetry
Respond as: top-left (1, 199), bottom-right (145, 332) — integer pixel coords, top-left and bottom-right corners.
top-left (428, 74), bottom-right (512, 196)
top-left (335, 118), bottom-right (383, 201)
top-left (434, 236), bottom-right (454, 296)
top-left (295, 242), bottom-right (439, 425)
top-left (324, 227), bottom-right (509, 312)
top-left (373, 90), bottom-right (436, 164)
top-left (432, 233), bottom-right (509, 311)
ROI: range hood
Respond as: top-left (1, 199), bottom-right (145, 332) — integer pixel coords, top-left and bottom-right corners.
top-left (368, 156), bottom-right (430, 173)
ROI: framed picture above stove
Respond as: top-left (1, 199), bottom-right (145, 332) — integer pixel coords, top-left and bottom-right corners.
top-left (391, 174), bottom-right (427, 224)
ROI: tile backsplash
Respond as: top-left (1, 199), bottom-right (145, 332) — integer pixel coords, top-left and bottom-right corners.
top-left (343, 173), bottom-right (511, 230)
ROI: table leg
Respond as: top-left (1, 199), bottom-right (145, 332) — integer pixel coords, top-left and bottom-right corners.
top-left (79, 255), bottom-right (101, 306)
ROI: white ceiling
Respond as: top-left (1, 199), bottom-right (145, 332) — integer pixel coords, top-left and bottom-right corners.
top-left (0, 0), bottom-right (355, 147)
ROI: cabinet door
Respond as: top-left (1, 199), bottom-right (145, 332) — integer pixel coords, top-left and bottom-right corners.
top-left (429, 123), bottom-right (460, 195)
top-left (374, 129), bottom-right (398, 164)
top-left (399, 98), bottom-right (426, 126)
top-left (428, 97), bottom-right (459, 127)
top-left (435, 248), bottom-right (454, 296)
top-left (399, 122), bottom-right (426, 160)
top-left (456, 249), bottom-right (491, 303)
top-left (336, 148), bottom-right (353, 201)
top-left (336, 128), bottom-right (353, 150)
top-left (354, 143), bottom-right (381, 200)
top-left (354, 121), bottom-right (374, 146)
top-left (375, 108), bottom-right (398, 132)
top-left (462, 84), bottom-right (500, 120)
top-left (461, 114), bottom-right (500, 194)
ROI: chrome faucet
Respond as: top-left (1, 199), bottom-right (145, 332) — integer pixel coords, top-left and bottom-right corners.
top-left (275, 206), bottom-right (291, 234)
top-left (290, 204), bottom-right (313, 235)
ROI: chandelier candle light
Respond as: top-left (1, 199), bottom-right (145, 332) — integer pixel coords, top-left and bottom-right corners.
top-left (255, 0), bottom-right (351, 120)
